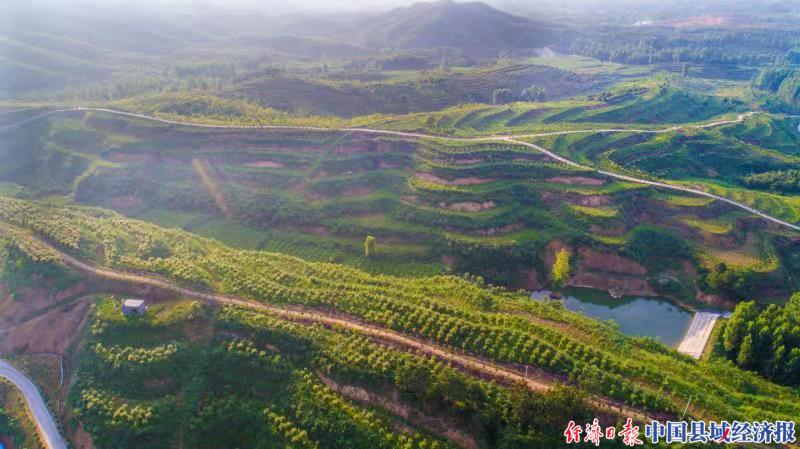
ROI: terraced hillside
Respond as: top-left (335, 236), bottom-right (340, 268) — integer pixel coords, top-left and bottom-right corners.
top-left (4, 2), bottom-right (800, 449)
top-left (1, 109), bottom-right (798, 303)
top-left (2, 195), bottom-right (800, 448)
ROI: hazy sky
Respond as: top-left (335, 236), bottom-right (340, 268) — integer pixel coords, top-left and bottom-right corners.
top-left (3, 0), bottom-right (785, 19)
top-left (7, 0), bottom-right (418, 14)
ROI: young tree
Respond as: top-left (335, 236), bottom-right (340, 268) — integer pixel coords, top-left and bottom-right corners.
top-left (723, 300), bottom-right (757, 353)
top-left (364, 235), bottom-right (376, 258)
top-left (551, 249), bottom-right (570, 289)
top-left (737, 334), bottom-right (755, 368)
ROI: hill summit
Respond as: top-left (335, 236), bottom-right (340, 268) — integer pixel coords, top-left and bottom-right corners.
top-left (358, 0), bottom-right (555, 51)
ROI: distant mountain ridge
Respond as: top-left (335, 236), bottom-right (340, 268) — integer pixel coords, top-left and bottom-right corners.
top-left (356, 0), bottom-right (556, 51)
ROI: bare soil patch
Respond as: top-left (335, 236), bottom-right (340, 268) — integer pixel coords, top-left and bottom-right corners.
top-left (68, 421), bottom-right (96, 449)
top-left (541, 191), bottom-right (611, 207)
top-left (415, 173), bottom-right (494, 186)
top-left (546, 176), bottom-right (606, 186)
top-left (243, 160), bottom-right (285, 168)
top-left (571, 247), bottom-right (656, 296)
top-left (0, 299), bottom-right (91, 355)
top-left (0, 283), bottom-right (88, 329)
top-left (440, 201), bottom-right (496, 212)
top-left (579, 247), bottom-right (648, 276)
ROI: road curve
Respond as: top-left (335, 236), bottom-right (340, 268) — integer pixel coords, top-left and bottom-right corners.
top-left (2, 107), bottom-right (798, 233)
top-left (505, 138), bottom-right (800, 232)
top-left (0, 222), bottom-right (655, 422)
top-left (0, 359), bottom-right (67, 449)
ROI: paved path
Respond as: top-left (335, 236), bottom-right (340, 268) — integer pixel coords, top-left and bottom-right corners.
top-left (2, 107), bottom-right (798, 233)
top-left (0, 359), bottom-right (67, 449)
top-left (677, 312), bottom-right (721, 359)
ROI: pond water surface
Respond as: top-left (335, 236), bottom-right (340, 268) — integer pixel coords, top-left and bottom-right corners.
top-left (531, 287), bottom-right (694, 346)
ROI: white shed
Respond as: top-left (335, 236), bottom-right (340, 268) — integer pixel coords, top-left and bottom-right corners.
top-left (121, 299), bottom-right (147, 316)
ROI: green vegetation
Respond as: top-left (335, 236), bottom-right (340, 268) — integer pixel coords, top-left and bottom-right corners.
top-left (0, 244), bottom-right (79, 298)
top-left (2, 198), bottom-right (800, 427)
top-left (723, 294), bottom-right (800, 385)
top-left (71, 296), bottom-right (595, 449)
top-left (741, 169), bottom-right (800, 193)
top-left (364, 235), bottom-right (376, 258)
top-left (753, 68), bottom-right (800, 110)
top-left (1, 107), bottom-right (796, 299)
top-left (4, 3), bottom-right (800, 445)
top-left (550, 249), bottom-right (570, 289)
top-left (0, 379), bottom-right (44, 449)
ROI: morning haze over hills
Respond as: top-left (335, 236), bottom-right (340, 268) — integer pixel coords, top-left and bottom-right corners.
top-left (2, 0), bottom-right (800, 448)
top-left (355, 1), bottom-right (555, 51)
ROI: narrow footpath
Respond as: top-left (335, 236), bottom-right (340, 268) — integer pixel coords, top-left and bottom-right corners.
top-left (0, 221), bottom-right (657, 422)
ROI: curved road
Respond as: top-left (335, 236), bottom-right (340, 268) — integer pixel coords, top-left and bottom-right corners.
top-left (0, 222), bottom-right (655, 422)
top-left (0, 359), bottom-right (67, 449)
top-left (2, 107), bottom-right (798, 232)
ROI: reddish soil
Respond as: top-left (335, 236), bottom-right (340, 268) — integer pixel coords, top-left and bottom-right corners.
top-left (523, 269), bottom-right (541, 289)
top-left (572, 247), bottom-right (655, 296)
top-left (542, 243), bottom-right (657, 297)
top-left (0, 283), bottom-right (88, 329)
top-left (243, 160), bottom-right (285, 168)
top-left (415, 173), bottom-right (494, 186)
top-left (579, 248), bottom-right (648, 276)
top-left (541, 191), bottom-right (611, 207)
top-left (546, 176), bottom-right (606, 186)
top-left (671, 15), bottom-right (729, 28)
top-left (0, 298), bottom-right (91, 355)
top-left (440, 201), bottom-right (495, 212)
top-left (68, 422), bottom-right (96, 449)
top-left (695, 291), bottom-right (734, 308)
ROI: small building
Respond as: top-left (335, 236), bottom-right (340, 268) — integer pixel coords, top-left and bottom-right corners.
top-left (121, 299), bottom-right (147, 316)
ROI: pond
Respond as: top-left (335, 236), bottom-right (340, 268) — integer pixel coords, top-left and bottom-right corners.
top-left (530, 287), bottom-right (693, 346)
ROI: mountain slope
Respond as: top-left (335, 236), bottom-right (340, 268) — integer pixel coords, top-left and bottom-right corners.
top-left (357, 0), bottom-right (555, 51)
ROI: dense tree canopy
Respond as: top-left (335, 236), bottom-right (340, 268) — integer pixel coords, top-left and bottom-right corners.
top-left (723, 293), bottom-right (800, 385)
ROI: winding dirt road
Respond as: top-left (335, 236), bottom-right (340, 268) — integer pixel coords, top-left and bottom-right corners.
top-left (2, 107), bottom-right (798, 232)
top-left (0, 359), bottom-right (67, 449)
top-left (0, 221), bottom-right (655, 422)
